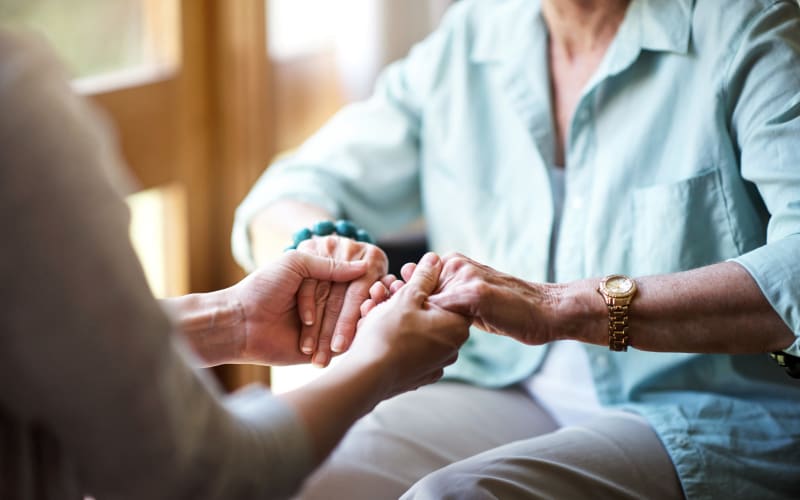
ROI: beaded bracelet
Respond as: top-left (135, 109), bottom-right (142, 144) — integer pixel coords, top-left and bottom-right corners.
top-left (285, 219), bottom-right (375, 251)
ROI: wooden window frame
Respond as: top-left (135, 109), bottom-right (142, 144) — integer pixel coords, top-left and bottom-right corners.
top-left (87, 0), bottom-right (273, 389)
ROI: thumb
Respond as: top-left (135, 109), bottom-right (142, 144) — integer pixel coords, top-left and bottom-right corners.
top-left (290, 252), bottom-right (368, 282)
top-left (404, 252), bottom-right (443, 304)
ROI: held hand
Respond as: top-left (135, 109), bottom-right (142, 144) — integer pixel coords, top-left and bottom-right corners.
top-left (392, 253), bottom-right (564, 346)
top-left (294, 235), bottom-right (388, 367)
top-left (345, 252), bottom-right (471, 400)
top-left (232, 251), bottom-right (368, 365)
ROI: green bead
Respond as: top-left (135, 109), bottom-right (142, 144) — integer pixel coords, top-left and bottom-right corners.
top-left (292, 227), bottom-right (313, 247)
top-left (355, 229), bottom-right (374, 244)
top-left (313, 220), bottom-right (336, 236)
top-left (335, 220), bottom-right (357, 238)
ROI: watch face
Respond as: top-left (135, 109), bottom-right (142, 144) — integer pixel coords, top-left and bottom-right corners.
top-left (601, 275), bottom-right (636, 297)
top-left (606, 276), bottom-right (633, 294)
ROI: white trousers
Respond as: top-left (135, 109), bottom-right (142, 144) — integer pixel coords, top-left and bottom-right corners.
top-left (294, 382), bottom-right (684, 499)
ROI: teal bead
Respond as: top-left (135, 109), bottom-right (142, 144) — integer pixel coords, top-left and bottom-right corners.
top-left (289, 219), bottom-right (374, 250)
top-left (292, 227), bottom-right (313, 247)
top-left (356, 229), bottom-right (374, 244)
top-left (335, 220), bottom-right (357, 238)
top-left (313, 220), bottom-right (335, 236)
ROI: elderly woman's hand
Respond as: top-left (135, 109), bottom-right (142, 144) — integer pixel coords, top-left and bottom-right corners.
top-left (294, 235), bottom-right (388, 367)
top-left (369, 253), bottom-right (568, 346)
top-left (431, 253), bottom-right (568, 344)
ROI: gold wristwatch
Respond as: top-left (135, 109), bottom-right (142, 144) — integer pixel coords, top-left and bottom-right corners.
top-left (597, 274), bottom-right (638, 352)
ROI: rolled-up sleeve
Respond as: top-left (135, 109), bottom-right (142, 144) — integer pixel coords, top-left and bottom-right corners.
top-left (231, 6), bottom-right (466, 271)
top-left (727, 2), bottom-right (800, 356)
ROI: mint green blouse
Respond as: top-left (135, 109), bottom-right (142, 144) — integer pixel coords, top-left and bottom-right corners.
top-left (234, 0), bottom-right (800, 497)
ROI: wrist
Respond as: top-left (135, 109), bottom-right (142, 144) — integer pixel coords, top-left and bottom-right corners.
top-left (322, 356), bottom-right (389, 413)
top-left (164, 288), bottom-right (247, 366)
top-left (250, 202), bottom-right (333, 265)
top-left (551, 279), bottom-right (607, 345)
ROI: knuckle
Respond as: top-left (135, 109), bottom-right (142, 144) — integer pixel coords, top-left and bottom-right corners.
top-left (314, 281), bottom-right (332, 303)
top-left (441, 251), bottom-right (461, 262)
top-left (324, 235), bottom-right (338, 254)
top-left (299, 280), bottom-right (317, 297)
top-left (465, 281), bottom-right (488, 299)
top-left (442, 254), bottom-right (468, 274)
top-left (410, 290), bottom-right (428, 304)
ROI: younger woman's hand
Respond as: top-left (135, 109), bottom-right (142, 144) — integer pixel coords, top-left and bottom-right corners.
top-left (232, 251), bottom-right (369, 365)
top-left (346, 252), bottom-right (471, 400)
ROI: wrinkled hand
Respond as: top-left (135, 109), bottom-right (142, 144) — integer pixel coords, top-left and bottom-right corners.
top-left (231, 251), bottom-right (368, 365)
top-left (366, 253), bottom-right (563, 346)
top-left (347, 252), bottom-right (470, 399)
top-left (295, 235), bottom-right (388, 367)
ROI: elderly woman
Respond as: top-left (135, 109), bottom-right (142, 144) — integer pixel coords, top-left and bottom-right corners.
top-left (236, 0), bottom-right (800, 498)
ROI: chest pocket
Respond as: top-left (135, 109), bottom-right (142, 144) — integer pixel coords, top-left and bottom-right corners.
top-left (630, 167), bottom-right (738, 276)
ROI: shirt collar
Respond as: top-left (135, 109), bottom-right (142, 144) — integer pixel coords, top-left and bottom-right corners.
top-left (470, 0), bottom-right (694, 64)
top-left (625, 0), bottom-right (694, 55)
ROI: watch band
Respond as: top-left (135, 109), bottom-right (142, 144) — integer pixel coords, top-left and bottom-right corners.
top-left (598, 274), bottom-right (637, 352)
top-left (606, 301), bottom-right (631, 352)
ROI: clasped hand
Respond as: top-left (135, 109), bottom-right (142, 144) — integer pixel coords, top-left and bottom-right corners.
top-left (232, 244), bottom-right (561, 373)
top-left (363, 252), bottom-right (566, 346)
top-left (230, 249), bottom-right (469, 397)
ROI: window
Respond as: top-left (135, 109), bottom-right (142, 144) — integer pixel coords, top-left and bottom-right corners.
top-left (1, 0), bottom-right (179, 81)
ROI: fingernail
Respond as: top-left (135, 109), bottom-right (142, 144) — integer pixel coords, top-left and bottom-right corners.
top-left (312, 351), bottom-right (328, 367)
top-left (303, 310), bottom-right (314, 326)
top-left (301, 338), bottom-right (314, 354)
top-left (422, 252), bottom-right (439, 266)
top-left (331, 335), bottom-right (346, 353)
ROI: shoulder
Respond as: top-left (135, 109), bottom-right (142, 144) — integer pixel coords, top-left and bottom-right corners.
top-left (687, 0), bottom-right (800, 96)
top-left (0, 29), bottom-right (68, 89)
top-left (691, 0), bottom-right (800, 50)
top-left (0, 30), bottom-right (72, 137)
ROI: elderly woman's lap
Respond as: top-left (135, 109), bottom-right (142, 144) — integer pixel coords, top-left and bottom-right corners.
top-left (403, 412), bottom-right (684, 500)
top-left (293, 382), bottom-right (682, 500)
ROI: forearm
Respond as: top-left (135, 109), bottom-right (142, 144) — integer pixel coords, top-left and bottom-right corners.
top-left (161, 289), bottom-right (246, 367)
top-left (250, 200), bottom-right (333, 266)
top-left (279, 359), bottom-right (385, 465)
top-left (558, 261), bottom-right (795, 353)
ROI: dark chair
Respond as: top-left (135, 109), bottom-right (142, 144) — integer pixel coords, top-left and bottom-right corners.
top-left (378, 231), bottom-right (429, 278)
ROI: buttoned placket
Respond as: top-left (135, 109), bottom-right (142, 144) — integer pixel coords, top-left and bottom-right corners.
top-left (559, 91), bottom-right (625, 404)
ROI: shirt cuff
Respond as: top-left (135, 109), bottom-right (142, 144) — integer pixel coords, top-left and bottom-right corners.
top-left (730, 235), bottom-right (800, 356)
top-left (231, 166), bottom-right (343, 272)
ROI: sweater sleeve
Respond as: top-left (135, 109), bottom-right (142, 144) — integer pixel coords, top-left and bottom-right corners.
top-left (0, 32), bottom-right (311, 499)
